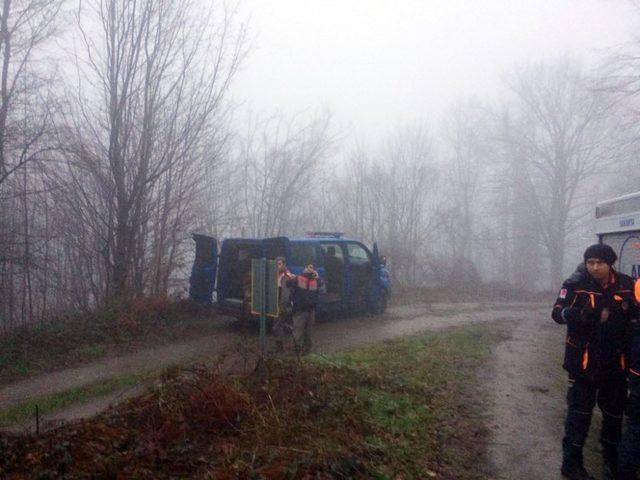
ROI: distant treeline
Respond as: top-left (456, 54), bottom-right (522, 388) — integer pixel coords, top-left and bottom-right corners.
top-left (1, 1), bottom-right (639, 330)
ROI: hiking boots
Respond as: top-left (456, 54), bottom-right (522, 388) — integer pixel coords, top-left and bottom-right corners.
top-left (561, 463), bottom-right (596, 480)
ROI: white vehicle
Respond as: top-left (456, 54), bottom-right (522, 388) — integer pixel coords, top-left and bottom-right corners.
top-left (595, 191), bottom-right (640, 279)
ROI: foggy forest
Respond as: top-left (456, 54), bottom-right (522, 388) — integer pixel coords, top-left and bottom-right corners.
top-left (6, 2), bottom-right (640, 479)
top-left (1, 0), bottom-right (640, 331)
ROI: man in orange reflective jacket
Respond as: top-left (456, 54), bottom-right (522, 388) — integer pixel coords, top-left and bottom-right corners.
top-left (288, 262), bottom-right (324, 355)
top-left (552, 244), bottom-right (637, 480)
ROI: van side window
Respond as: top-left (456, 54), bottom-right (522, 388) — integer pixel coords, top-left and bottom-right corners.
top-left (291, 244), bottom-right (320, 267)
top-left (321, 243), bottom-right (344, 301)
top-left (347, 243), bottom-right (371, 266)
top-left (320, 244), bottom-right (344, 261)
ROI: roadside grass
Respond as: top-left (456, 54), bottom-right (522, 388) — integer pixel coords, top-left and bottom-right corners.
top-left (0, 298), bottom-right (218, 385)
top-left (312, 327), bottom-right (501, 478)
top-left (0, 370), bottom-right (157, 428)
top-left (1, 323), bottom-right (506, 479)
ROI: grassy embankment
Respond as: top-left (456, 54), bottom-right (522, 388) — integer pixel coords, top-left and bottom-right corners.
top-left (1, 323), bottom-right (507, 479)
top-left (0, 370), bottom-right (157, 428)
top-left (0, 298), bottom-right (219, 385)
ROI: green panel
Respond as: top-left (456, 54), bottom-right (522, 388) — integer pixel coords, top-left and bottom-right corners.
top-left (251, 259), bottom-right (265, 316)
top-left (265, 260), bottom-right (279, 318)
top-left (251, 259), bottom-right (279, 318)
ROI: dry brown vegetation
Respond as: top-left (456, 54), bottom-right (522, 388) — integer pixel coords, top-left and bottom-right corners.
top-left (0, 297), bottom-right (217, 384)
top-left (0, 324), bottom-right (503, 479)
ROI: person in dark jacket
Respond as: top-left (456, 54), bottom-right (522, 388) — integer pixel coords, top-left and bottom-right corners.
top-left (288, 262), bottom-right (324, 355)
top-left (273, 257), bottom-right (295, 352)
top-left (617, 282), bottom-right (640, 480)
top-left (552, 244), bottom-right (637, 480)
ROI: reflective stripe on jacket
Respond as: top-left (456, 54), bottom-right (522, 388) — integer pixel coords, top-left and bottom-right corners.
top-left (551, 267), bottom-right (636, 379)
top-left (297, 275), bottom-right (319, 291)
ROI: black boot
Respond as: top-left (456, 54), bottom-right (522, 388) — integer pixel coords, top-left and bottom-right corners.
top-left (603, 445), bottom-right (619, 480)
top-left (562, 460), bottom-right (596, 480)
top-left (562, 438), bottom-right (595, 480)
top-left (603, 462), bottom-right (618, 480)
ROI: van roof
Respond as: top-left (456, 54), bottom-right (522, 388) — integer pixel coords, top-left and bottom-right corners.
top-left (595, 190), bottom-right (640, 235)
top-left (223, 234), bottom-right (357, 243)
top-left (289, 237), bottom-right (354, 242)
top-left (596, 191), bottom-right (640, 219)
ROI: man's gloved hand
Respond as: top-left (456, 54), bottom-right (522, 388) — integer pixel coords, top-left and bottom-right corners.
top-left (562, 306), bottom-right (598, 326)
top-left (561, 306), bottom-right (582, 325)
top-left (607, 300), bottom-right (628, 317)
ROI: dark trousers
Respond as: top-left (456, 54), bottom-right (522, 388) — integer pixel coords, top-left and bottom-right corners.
top-left (562, 375), bottom-right (627, 467)
top-left (292, 308), bottom-right (315, 353)
top-left (618, 374), bottom-right (640, 475)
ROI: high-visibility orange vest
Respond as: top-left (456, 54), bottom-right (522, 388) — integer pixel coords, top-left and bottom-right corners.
top-left (297, 275), bottom-right (319, 291)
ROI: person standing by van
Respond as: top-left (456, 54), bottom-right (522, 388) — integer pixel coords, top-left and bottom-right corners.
top-left (273, 257), bottom-right (295, 352)
top-left (552, 244), bottom-right (636, 480)
top-left (289, 263), bottom-right (324, 355)
top-left (617, 281), bottom-right (640, 480)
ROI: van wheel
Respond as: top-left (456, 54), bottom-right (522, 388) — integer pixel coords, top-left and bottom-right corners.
top-left (371, 293), bottom-right (388, 315)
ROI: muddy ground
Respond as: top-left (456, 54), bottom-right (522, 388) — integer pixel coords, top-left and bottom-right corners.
top-left (485, 308), bottom-right (567, 479)
top-left (2, 300), bottom-right (588, 479)
top-left (0, 302), bottom-right (539, 410)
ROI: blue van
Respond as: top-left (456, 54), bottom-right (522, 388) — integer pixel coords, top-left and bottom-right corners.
top-left (189, 233), bottom-right (391, 319)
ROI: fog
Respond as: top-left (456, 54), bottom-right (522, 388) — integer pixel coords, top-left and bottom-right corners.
top-left (2, 0), bottom-right (640, 329)
top-left (232, 0), bottom-right (640, 139)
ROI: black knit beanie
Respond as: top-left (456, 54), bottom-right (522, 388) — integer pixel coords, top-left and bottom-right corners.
top-left (583, 244), bottom-right (617, 266)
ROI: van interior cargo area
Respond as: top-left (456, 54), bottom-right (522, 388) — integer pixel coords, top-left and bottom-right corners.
top-left (224, 243), bottom-right (262, 302)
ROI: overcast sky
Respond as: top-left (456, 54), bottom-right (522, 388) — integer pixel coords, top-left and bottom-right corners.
top-left (230, 0), bottom-right (640, 142)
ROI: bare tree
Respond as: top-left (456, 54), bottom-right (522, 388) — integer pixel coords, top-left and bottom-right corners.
top-left (596, 18), bottom-right (640, 197)
top-left (498, 58), bottom-right (617, 288)
top-left (0, 0), bottom-right (63, 329)
top-left (0, 0), bottom-right (61, 186)
top-left (334, 124), bottom-right (439, 284)
top-left (439, 98), bottom-right (488, 274)
top-left (234, 110), bottom-right (333, 237)
top-left (56, 0), bottom-right (247, 305)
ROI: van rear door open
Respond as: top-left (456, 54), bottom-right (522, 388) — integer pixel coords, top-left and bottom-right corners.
top-left (189, 234), bottom-right (218, 304)
top-left (215, 237), bottom-right (291, 314)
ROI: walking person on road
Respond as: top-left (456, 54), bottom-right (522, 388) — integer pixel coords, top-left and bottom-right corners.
top-left (273, 256), bottom-right (295, 352)
top-left (552, 244), bottom-right (637, 480)
top-left (289, 262), bottom-right (324, 355)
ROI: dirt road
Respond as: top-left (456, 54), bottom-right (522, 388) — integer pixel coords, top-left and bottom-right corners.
top-left (0, 302), bottom-right (544, 431)
top-left (485, 309), bottom-right (571, 479)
